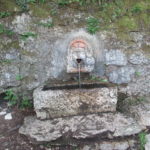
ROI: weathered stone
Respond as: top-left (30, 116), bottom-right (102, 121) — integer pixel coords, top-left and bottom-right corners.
top-left (98, 141), bottom-right (134, 150)
top-left (119, 74), bottom-right (150, 96)
top-left (122, 97), bottom-right (150, 127)
top-left (145, 134), bottom-right (150, 150)
top-left (12, 14), bottom-right (32, 34)
top-left (33, 87), bottom-right (117, 119)
top-left (108, 67), bottom-right (135, 84)
top-left (129, 52), bottom-right (149, 65)
top-left (0, 65), bottom-right (20, 88)
top-left (105, 49), bottom-right (127, 66)
top-left (19, 113), bottom-right (144, 142)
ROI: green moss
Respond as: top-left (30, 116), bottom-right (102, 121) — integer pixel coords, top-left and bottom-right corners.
top-left (116, 31), bottom-right (133, 43)
top-left (142, 44), bottom-right (150, 56)
top-left (0, 41), bottom-right (20, 52)
top-left (29, 4), bottom-right (50, 18)
top-left (117, 16), bottom-right (138, 31)
top-left (0, 0), bottom-right (19, 12)
top-left (131, 1), bottom-right (149, 14)
top-left (140, 13), bottom-right (150, 28)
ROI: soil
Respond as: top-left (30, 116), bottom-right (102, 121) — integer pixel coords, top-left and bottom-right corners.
top-left (0, 101), bottom-right (45, 150)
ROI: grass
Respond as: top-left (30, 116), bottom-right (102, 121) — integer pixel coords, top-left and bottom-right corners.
top-left (38, 21), bottom-right (54, 28)
top-left (138, 132), bottom-right (147, 150)
top-left (86, 17), bottom-right (100, 34)
top-left (89, 75), bottom-right (108, 82)
top-left (20, 32), bottom-right (37, 40)
top-left (19, 96), bottom-right (33, 109)
top-left (4, 89), bottom-right (18, 107)
top-left (4, 89), bottom-right (33, 109)
top-left (0, 24), bottom-right (14, 36)
top-left (0, 12), bottom-right (11, 18)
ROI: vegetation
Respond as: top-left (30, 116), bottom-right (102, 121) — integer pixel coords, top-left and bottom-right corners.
top-left (86, 17), bottom-right (100, 34)
top-left (90, 75), bottom-right (108, 82)
top-left (19, 96), bottom-right (33, 109)
top-left (38, 21), bottom-right (54, 28)
top-left (20, 32), bottom-right (37, 40)
top-left (4, 89), bottom-right (18, 107)
top-left (0, 12), bottom-right (11, 18)
top-left (138, 132), bottom-right (147, 150)
top-left (4, 89), bottom-right (33, 109)
top-left (0, 24), bottom-right (14, 36)
top-left (16, 75), bottom-right (23, 81)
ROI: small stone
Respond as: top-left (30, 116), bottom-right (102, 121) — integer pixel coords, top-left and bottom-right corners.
top-left (4, 113), bottom-right (12, 120)
top-left (108, 67), bottom-right (135, 84)
top-left (129, 52), bottom-right (149, 65)
top-left (105, 49), bottom-right (127, 66)
top-left (0, 109), bottom-right (7, 116)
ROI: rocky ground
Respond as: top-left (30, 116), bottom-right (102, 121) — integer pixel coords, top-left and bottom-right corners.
top-left (0, 100), bottom-right (45, 150)
top-left (1, 96), bottom-right (150, 150)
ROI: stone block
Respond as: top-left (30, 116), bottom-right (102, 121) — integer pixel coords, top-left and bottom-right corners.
top-left (33, 86), bottom-right (117, 119)
top-left (19, 113), bottom-right (144, 142)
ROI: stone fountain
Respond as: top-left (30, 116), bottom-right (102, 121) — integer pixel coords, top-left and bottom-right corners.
top-left (19, 31), bottom-right (144, 148)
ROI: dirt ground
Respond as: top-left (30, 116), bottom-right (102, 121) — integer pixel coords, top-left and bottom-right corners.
top-left (0, 100), bottom-right (46, 150)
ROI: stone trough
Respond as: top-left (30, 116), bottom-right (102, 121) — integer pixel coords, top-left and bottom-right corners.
top-left (34, 82), bottom-right (117, 119)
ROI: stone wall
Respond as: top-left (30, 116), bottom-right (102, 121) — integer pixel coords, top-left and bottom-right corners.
top-left (0, 13), bottom-right (150, 97)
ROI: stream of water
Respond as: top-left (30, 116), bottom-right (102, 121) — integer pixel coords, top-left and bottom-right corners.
top-left (77, 61), bottom-right (81, 89)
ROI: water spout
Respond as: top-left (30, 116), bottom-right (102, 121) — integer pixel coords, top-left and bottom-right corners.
top-left (76, 59), bottom-right (82, 88)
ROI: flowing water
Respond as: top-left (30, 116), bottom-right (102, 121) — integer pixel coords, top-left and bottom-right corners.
top-left (78, 63), bottom-right (81, 89)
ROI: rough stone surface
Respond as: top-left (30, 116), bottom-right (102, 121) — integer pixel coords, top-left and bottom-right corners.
top-left (108, 67), bottom-right (135, 84)
top-left (105, 49), bottom-right (127, 66)
top-left (11, 14), bottom-right (32, 34)
top-left (122, 97), bottom-right (150, 127)
top-left (33, 87), bottom-right (117, 119)
top-left (0, 18), bottom-right (149, 96)
top-left (119, 71), bottom-right (150, 96)
top-left (145, 134), bottom-right (150, 150)
top-left (0, 65), bottom-right (20, 88)
top-left (129, 51), bottom-right (149, 65)
top-left (19, 113), bottom-right (144, 142)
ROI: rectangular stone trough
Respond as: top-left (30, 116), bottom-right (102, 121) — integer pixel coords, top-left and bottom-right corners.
top-left (33, 84), bottom-right (117, 119)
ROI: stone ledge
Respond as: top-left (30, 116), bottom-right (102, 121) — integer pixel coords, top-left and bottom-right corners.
top-left (33, 86), bottom-right (118, 119)
top-left (19, 113), bottom-right (145, 143)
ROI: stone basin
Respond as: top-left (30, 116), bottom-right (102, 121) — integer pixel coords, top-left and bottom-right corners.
top-left (33, 82), bottom-right (117, 119)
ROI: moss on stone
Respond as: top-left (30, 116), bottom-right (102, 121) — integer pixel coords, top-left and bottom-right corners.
top-left (117, 16), bottom-right (138, 31)
top-left (21, 50), bottom-right (37, 57)
top-left (0, 0), bottom-right (19, 12)
top-left (116, 31), bottom-right (133, 43)
top-left (29, 4), bottom-right (50, 18)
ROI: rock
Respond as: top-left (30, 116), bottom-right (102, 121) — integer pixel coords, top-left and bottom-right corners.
top-left (108, 67), bottom-right (135, 84)
top-left (122, 97), bottom-right (150, 127)
top-left (0, 65), bottom-right (20, 88)
top-left (0, 109), bottom-right (7, 116)
top-left (4, 113), bottom-right (12, 120)
top-left (145, 134), bottom-right (150, 150)
top-left (12, 13), bottom-right (32, 34)
top-left (105, 49), bottom-right (127, 66)
top-left (119, 64), bottom-right (150, 96)
top-left (129, 52), bottom-right (149, 65)
top-left (99, 141), bottom-right (131, 150)
top-left (33, 87), bottom-right (118, 119)
top-left (19, 113), bottom-right (144, 142)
